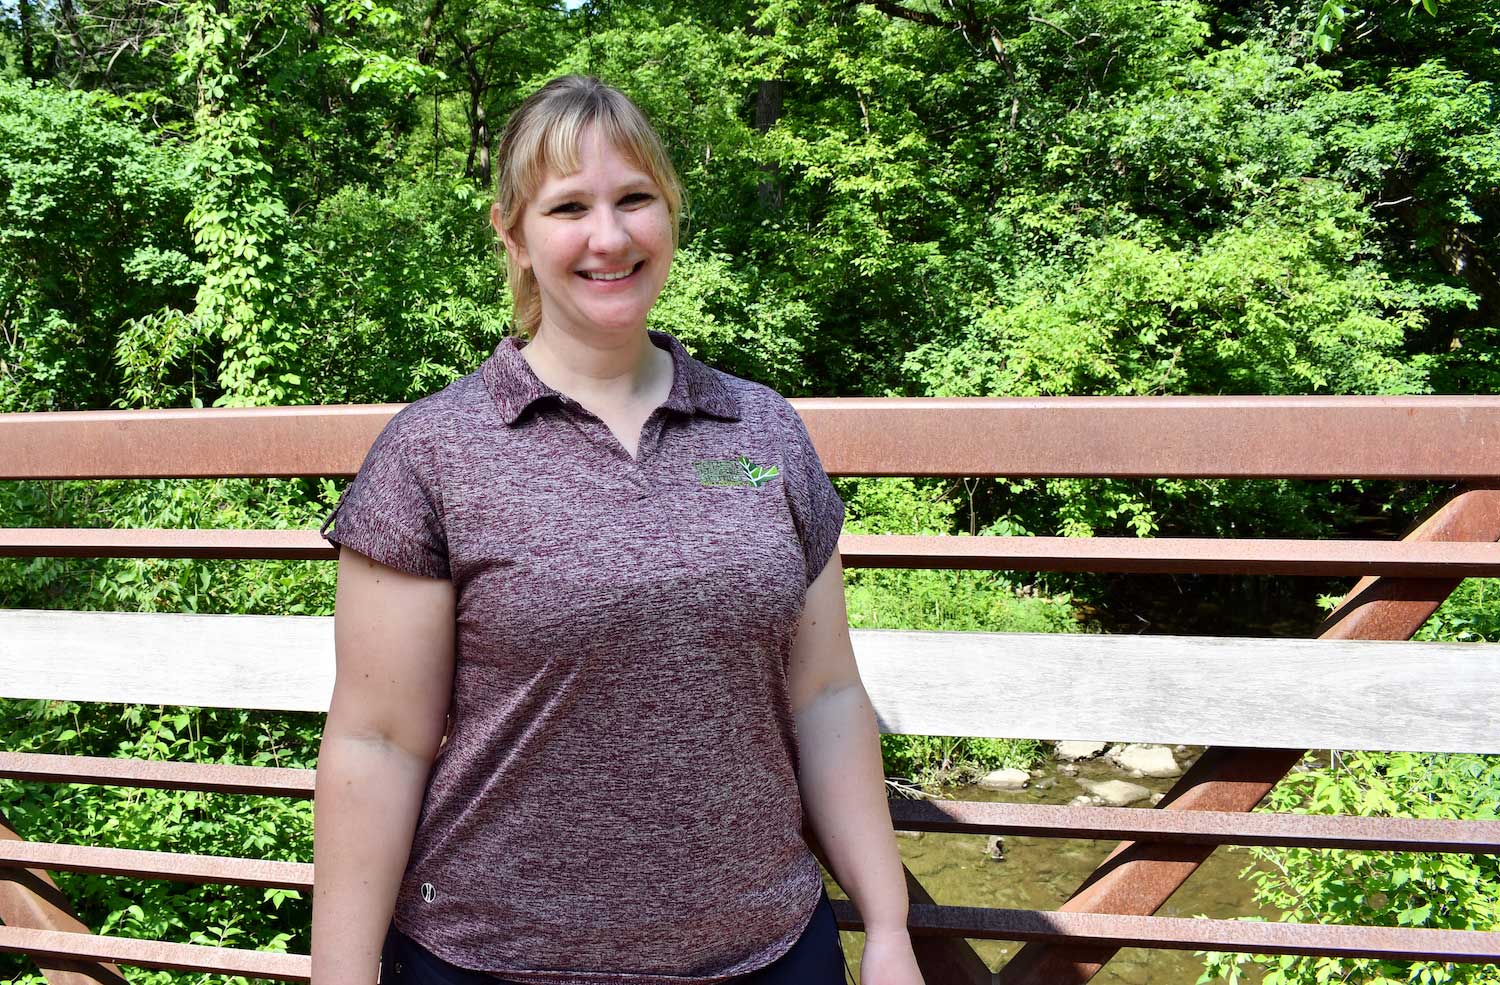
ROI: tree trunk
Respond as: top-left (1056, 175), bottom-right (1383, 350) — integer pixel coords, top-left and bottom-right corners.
top-left (755, 79), bottom-right (784, 211)
top-left (418, 0), bottom-right (447, 66)
top-left (18, 0), bottom-right (34, 80)
top-left (475, 97), bottom-right (491, 186)
top-left (460, 44), bottom-right (491, 185)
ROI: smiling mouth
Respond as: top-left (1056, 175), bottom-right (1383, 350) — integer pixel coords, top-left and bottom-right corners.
top-left (577, 260), bottom-right (645, 282)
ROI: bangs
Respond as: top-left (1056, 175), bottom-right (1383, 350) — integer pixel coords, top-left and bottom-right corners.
top-left (509, 99), bottom-right (671, 204)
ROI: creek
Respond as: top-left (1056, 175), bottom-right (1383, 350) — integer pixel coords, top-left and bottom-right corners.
top-left (829, 748), bottom-right (1275, 984)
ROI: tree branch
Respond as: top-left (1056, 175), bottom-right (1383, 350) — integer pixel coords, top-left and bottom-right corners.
top-left (856, 0), bottom-right (943, 29)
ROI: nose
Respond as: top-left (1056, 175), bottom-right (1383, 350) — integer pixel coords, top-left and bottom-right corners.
top-left (586, 206), bottom-right (630, 254)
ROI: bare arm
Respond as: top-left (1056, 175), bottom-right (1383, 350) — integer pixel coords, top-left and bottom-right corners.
top-left (789, 553), bottom-right (923, 985)
top-left (312, 548), bottom-right (456, 985)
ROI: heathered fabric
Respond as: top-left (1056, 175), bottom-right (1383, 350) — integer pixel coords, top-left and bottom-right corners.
top-left (321, 330), bottom-right (845, 984)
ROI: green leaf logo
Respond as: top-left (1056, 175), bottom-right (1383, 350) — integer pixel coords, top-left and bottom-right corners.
top-left (737, 455), bottom-right (781, 488)
top-left (694, 457), bottom-right (780, 488)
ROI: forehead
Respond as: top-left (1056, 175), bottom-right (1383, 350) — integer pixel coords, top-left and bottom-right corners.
top-left (529, 124), bottom-right (657, 197)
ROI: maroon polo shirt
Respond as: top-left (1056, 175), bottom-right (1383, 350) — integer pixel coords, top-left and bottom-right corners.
top-left (321, 330), bottom-right (845, 983)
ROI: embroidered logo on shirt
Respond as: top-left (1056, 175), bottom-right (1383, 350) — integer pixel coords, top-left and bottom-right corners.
top-left (420, 882), bottom-right (437, 903)
top-left (693, 456), bottom-right (781, 488)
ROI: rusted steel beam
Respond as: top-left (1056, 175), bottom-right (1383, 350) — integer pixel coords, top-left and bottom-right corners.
top-left (7, 526), bottom-right (1500, 580)
top-left (0, 812), bottom-right (128, 985)
top-left (0, 926), bottom-right (309, 981)
top-left (0, 753), bottom-right (316, 798)
top-left (7, 398), bottom-right (1500, 480)
top-left (1320, 486), bottom-right (1500, 638)
top-left (831, 902), bottom-right (1500, 963)
top-left (6, 529), bottom-right (1500, 580)
top-left (0, 528), bottom-right (335, 560)
top-left (799, 396), bottom-right (1500, 479)
top-left (889, 800), bottom-right (1500, 853)
top-left (0, 405), bottom-right (391, 479)
top-left (0, 841), bottom-right (312, 890)
top-left (841, 535), bottom-right (1500, 576)
top-left (995, 483), bottom-right (1500, 985)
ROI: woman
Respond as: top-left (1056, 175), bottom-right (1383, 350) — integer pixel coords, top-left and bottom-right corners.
top-left (312, 75), bottom-right (923, 985)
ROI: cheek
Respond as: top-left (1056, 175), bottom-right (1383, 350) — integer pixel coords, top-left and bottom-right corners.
top-left (531, 229), bottom-right (578, 274)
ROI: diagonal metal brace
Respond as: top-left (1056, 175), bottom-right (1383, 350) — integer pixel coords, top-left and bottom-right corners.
top-left (994, 483), bottom-right (1500, 985)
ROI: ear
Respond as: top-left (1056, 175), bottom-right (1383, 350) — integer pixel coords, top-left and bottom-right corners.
top-left (492, 202), bottom-right (530, 270)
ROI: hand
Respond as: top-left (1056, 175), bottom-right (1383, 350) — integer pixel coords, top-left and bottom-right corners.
top-left (860, 927), bottom-right (925, 985)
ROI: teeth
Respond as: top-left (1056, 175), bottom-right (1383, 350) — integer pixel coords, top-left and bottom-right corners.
top-left (581, 267), bottom-right (634, 281)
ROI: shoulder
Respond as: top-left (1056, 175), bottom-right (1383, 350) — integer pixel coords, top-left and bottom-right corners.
top-left (699, 364), bottom-right (806, 434)
top-left (366, 370), bottom-right (489, 465)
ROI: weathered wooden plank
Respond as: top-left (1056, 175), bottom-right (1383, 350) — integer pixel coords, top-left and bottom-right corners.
top-left (7, 398), bottom-right (1500, 480)
top-left (855, 629), bottom-right (1500, 753)
top-left (3, 610), bottom-right (1497, 751)
top-left (7, 530), bottom-right (1500, 579)
top-left (0, 610), bottom-right (335, 712)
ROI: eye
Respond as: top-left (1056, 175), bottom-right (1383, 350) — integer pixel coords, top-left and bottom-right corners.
top-left (620, 192), bottom-right (655, 207)
top-left (547, 201), bottom-right (585, 215)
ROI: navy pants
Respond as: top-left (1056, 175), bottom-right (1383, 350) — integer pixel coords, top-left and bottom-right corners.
top-left (379, 889), bottom-right (847, 985)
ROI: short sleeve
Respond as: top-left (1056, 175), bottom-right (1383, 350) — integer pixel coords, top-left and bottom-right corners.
top-left (320, 412), bottom-right (450, 580)
top-left (781, 401), bottom-right (845, 586)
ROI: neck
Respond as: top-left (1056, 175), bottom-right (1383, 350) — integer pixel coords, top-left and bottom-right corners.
top-left (520, 327), bottom-right (668, 408)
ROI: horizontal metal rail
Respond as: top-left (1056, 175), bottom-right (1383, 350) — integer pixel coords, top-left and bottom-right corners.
top-left (0, 753), bottom-right (316, 798)
top-left (4, 529), bottom-right (1500, 578)
top-left (4, 905), bottom-right (1499, 982)
top-left (844, 903), bottom-right (1500, 963)
top-left (6, 398), bottom-right (1500, 479)
top-left (0, 841), bottom-right (311, 889)
top-left (890, 801), bottom-right (1500, 853)
top-left (0, 925), bottom-right (310, 980)
top-left (2, 800), bottom-right (1494, 898)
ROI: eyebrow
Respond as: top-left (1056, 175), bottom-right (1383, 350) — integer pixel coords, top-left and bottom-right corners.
top-left (539, 178), bottom-right (658, 204)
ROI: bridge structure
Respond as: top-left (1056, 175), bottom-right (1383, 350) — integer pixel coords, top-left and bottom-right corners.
top-left (2, 396), bottom-right (1499, 984)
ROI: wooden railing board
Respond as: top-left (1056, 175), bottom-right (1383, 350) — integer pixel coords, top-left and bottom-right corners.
top-left (5, 610), bottom-right (1498, 752)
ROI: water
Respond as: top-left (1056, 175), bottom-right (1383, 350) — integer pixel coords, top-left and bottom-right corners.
top-left (829, 749), bottom-right (1274, 984)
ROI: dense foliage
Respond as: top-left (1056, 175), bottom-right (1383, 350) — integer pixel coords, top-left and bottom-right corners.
top-left (1, 0), bottom-right (1498, 981)
top-left (1200, 751), bottom-right (1500, 985)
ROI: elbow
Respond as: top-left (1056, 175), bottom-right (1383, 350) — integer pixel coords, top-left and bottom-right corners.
top-left (792, 679), bottom-right (867, 721)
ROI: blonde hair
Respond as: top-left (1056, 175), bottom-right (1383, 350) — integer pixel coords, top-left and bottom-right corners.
top-left (495, 76), bottom-right (685, 337)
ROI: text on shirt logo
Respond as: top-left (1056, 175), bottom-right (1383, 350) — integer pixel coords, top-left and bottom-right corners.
top-left (693, 456), bottom-right (781, 488)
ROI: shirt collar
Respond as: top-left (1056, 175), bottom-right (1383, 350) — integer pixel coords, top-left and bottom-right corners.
top-left (483, 329), bottom-right (741, 427)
